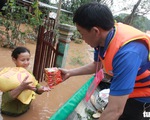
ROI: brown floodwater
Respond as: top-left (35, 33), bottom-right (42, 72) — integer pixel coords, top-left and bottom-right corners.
top-left (0, 42), bottom-right (93, 120)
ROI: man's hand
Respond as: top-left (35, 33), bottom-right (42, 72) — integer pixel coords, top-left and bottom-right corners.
top-left (58, 68), bottom-right (71, 81)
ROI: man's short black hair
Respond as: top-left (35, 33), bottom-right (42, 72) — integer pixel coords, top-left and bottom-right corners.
top-left (73, 2), bottom-right (114, 31)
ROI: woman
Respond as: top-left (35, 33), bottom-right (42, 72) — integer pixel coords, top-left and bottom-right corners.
top-left (1, 46), bottom-right (50, 116)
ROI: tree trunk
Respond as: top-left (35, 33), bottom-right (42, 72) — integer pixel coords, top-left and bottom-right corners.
top-left (55, 0), bottom-right (62, 28)
top-left (124, 0), bottom-right (142, 25)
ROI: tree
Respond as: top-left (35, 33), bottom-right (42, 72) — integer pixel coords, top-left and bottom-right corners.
top-left (124, 0), bottom-right (142, 25)
top-left (0, 0), bottom-right (43, 48)
top-left (56, 0), bottom-right (150, 31)
top-left (115, 13), bottom-right (150, 31)
top-left (111, 0), bottom-right (150, 25)
top-left (61, 0), bottom-right (92, 13)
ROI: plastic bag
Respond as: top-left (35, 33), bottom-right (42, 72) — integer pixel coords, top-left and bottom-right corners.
top-left (95, 89), bottom-right (110, 112)
top-left (44, 67), bottom-right (63, 88)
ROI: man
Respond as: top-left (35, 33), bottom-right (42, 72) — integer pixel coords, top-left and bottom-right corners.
top-left (59, 2), bottom-right (150, 120)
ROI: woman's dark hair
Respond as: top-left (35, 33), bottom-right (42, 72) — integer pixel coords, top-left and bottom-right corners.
top-left (73, 2), bottom-right (114, 31)
top-left (11, 47), bottom-right (30, 59)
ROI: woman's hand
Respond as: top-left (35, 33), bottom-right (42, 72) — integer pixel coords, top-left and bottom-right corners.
top-left (10, 76), bottom-right (36, 99)
top-left (20, 76), bottom-right (36, 91)
top-left (36, 86), bottom-right (51, 94)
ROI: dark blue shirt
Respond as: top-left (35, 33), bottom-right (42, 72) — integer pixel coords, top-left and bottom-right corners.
top-left (94, 29), bottom-right (150, 103)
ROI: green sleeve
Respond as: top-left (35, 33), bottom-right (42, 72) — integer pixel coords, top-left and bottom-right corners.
top-left (1, 92), bottom-right (30, 116)
top-left (36, 83), bottom-right (42, 89)
top-left (2, 91), bottom-right (14, 104)
top-left (35, 83), bottom-right (42, 94)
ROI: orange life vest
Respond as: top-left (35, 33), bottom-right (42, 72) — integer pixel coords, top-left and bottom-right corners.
top-left (100, 23), bottom-right (150, 98)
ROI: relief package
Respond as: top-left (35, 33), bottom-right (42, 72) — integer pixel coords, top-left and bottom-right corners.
top-left (44, 67), bottom-right (63, 88)
top-left (95, 89), bottom-right (110, 112)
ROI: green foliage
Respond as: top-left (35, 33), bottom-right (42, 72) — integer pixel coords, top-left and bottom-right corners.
top-left (132, 15), bottom-right (150, 32)
top-left (114, 13), bottom-right (150, 32)
top-left (70, 55), bottom-right (85, 66)
top-left (0, 0), bottom-right (29, 48)
top-left (60, 13), bottom-right (73, 25)
top-left (29, 1), bottom-right (43, 33)
top-left (77, 113), bottom-right (82, 120)
top-left (59, 13), bottom-right (83, 42)
top-left (0, 0), bottom-right (43, 48)
top-left (76, 108), bottom-right (95, 120)
top-left (62, 0), bottom-right (93, 13)
top-left (71, 30), bottom-right (82, 43)
top-left (73, 39), bottom-right (83, 44)
top-left (114, 13), bottom-right (128, 23)
top-left (85, 108), bottom-right (95, 118)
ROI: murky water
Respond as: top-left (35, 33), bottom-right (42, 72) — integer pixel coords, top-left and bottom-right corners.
top-left (0, 77), bottom-right (91, 120)
top-left (0, 42), bottom-right (93, 120)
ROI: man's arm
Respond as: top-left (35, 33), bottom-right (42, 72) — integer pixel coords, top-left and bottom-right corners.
top-left (59, 61), bottom-right (102, 80)
top-left (99, 95), bottom-right (128, 120)
top-left (69, 61), bottom-right (100, 76)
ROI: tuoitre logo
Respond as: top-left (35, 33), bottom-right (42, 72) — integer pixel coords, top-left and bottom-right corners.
top-left (143, 111), bottom-right (150, 118)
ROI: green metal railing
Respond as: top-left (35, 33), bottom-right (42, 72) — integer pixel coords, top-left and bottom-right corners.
top-left (49, 76), bottom-right (94, 120)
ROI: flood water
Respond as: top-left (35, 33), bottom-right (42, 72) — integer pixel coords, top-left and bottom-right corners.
top-left (0, 42), bottom-right (93, 120)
